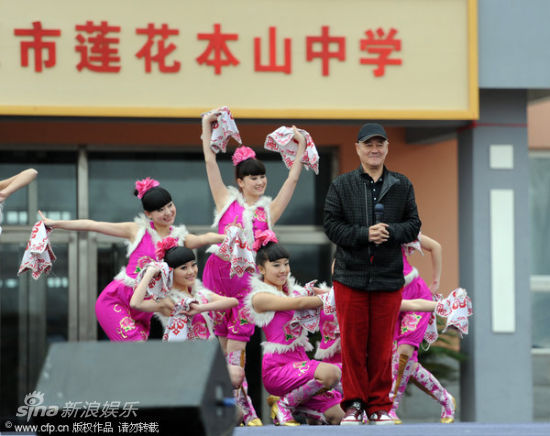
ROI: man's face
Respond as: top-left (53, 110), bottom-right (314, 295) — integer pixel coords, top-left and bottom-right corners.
top-left (355, 136), bottom-right (389, 170)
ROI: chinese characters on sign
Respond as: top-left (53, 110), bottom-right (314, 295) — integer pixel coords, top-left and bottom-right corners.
top-left (12, 21), bottom-right (402, 77)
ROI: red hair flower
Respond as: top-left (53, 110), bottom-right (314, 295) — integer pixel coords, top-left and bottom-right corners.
top-left (252, 229), bottom-right (278, 252)
top-left (135, 177), bottom-right (160, 199)
top-left (232, 146), bottom-right (256, 166)
top-left (155, 237), bottom-right (178, 260)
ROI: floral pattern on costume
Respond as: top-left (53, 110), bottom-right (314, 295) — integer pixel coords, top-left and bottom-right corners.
top-left (321, 319), bottom-right (339, 342)
top-left (155, 280), bottom-right (216, 342)
top-left (190, 319), bottom-right (210, 340)
top-left (254, 208), bottom-right (267, 223)
top-left (134, 256), bottom-right (155, 274)
top-left (117, 316), bottom-right (137, 339)
top-left (292, 361), bottom-right (311, 376)
top-left (283, 320), bottom-right (303, 342)
top-left (400, 313), bottom-right (423, 335)
top-left (211, 226), bottom-right (255, 278)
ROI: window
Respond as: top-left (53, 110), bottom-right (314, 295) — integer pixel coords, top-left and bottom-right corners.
top-left (529, 152), bottom-right (550, 349)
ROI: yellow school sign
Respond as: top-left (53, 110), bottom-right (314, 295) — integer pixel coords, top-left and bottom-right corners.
top-left (0, 0), bottom-right (477, 119)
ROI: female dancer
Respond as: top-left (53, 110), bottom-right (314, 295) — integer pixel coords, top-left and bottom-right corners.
top-left (201, 109), bottom-right (307, 425)
top-left (39, 178), bottom-right (224, 341)
top-left (389, 234), bottom-right (456, 424)
top-left (246, 235), bottom-right (344, 426)
top-left (0, 168), bottom-right (38, 235)
top-left (315, 260), bottom-right (442, 370)
top-left (130, 239), bottom-right (243, 387)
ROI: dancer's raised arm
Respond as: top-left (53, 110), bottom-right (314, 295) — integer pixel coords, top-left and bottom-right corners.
top-left (270, 126), bottom-right (307, 224)
top-left (201, 109), bottom-right (230, 211)
top-left (420, 234), bottom-right (442, 293)
top-left (130, 266), bottom-right (175, 316)
top-left (0, 168), bottom-right (38, 202)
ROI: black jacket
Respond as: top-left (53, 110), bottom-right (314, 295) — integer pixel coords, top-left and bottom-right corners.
top-left (324, 166), bottom-right (421, 292)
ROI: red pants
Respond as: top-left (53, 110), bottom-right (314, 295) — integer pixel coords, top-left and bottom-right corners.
top-left (334, 281), bottom-right (402, 415)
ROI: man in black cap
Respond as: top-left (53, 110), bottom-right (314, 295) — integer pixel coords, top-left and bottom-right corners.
top-left (324, 123), bottom-right (421, 425)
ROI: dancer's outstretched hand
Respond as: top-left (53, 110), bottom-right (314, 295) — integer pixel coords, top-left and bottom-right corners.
top-left (202, 107), bottom-right (223, 124)
top-left (38, 210), bottom-right (55, 229)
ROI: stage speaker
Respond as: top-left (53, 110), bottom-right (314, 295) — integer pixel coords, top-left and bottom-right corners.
top-left (32, 340), bottom-right (235, 436)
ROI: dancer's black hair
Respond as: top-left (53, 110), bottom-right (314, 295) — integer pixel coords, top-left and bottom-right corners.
top-left (235, 158), bottom-right (266, 181)
top-left (163, 246), bottom-right (196, 269)
top-left (255, 242), bottom-right (290, 267)
top-left (134, 186), bottom-right (172, 212)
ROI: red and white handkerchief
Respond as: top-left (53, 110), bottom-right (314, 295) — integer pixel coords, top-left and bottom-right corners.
top-left (202, 106), bottom-right (242, 153)
top-left (213, 226), bottom-right (256, 278)
top-left (18, 221), bottom-right (56, 280)
top-left (424, 288), bottom-right (473, 346)
top-left (137, 261), bottom-right (173, 300)
top-left (264, 126), bottom-right (319, 174)
top-left (402, 233), bottom-right (423, 256)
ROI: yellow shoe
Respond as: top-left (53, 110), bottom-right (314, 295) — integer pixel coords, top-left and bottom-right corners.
top-left (269, 399), bottom-right (300, 426)
top-left (246, 418), bottom-right (263, 426)
top-left (440, 395), bottom-right (456, 424)
top-left (267, 395), bottom-right (279, 408)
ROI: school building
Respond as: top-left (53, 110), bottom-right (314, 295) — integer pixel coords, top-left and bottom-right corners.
top-left (0, 0), bottom-right (548, 423)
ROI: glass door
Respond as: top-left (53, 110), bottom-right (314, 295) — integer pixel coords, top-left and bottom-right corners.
top-left (0, 231), bottom-right (77, 417)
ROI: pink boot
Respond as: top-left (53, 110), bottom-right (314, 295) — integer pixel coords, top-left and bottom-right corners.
top-left (389, 354), bottom-right (415, 424)
top-left (411, 363), bottom-right (456, 423)
top-left (226, 351), bottom-right (262, 426)
top-left (271, 379), bottom-right (326, 426)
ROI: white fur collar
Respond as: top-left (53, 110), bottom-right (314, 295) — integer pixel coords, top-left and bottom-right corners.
top-left (314, 338), bottom-right (341, 360)
top-left (245, 275), bottom-right (282, 327)
top-left (211, 186), bottom-right (272, 245)
top-left (262, 330), bottom-right (313, 354)
top-left (404, 267), bottom-right (419, 287)
top-left (245, 274), bottom-right (303, 327)
top-left (125, 214), bottom-right (188, 257)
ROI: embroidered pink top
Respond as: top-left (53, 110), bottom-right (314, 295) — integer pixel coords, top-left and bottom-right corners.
top-left (211, 187), bottom-right (271, 252)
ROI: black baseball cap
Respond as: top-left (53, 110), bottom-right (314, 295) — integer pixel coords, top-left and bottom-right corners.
top-left (357, 123), bottom-right (388, 143)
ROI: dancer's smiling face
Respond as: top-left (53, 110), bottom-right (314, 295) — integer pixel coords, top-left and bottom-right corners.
top-left (237, 174), bottom-right (267, 199)
top-left (146, 201), bottom-right (176, 227)
top-left (259, 257), bottom-right (290, 290)
top-left (172, 259), bottom-right (198, 290)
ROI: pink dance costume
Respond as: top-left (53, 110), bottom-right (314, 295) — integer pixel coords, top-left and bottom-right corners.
top-left (314, 299), bottom-right (342, 369)
top-left (95, 215), bottom-right (188, 341)
top-left (394, 250), bottom-right (433, 362)
top-left (246, 275), bottom-right (342, 425)
top-left (203, 186), bottom-right (271, 342)
top-left (389, 249), bottom-right (455, 424)
top-left (155, 279), bottom-right (216, 342)
top-left (202, 186), bottom-right (271, 425)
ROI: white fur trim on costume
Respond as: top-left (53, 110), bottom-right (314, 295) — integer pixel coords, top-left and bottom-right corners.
top-left (211, 186), bottom-right (272, 246)
top-left (171, 225), bottom-right (189, 245)
top-left (245, 275), bottom-right (281, 327)
top-left (125, 214), bottom-right (188, 257)
top-left (247, 274), bottom-right (316, 354)
top-left (124, 215), bottom-right (149, 256)
top-left (313, 338), bottom-right (341, 360)
top-left (113, 267), bottom-right (137, 287)
top-left (262, 329), bottom-right (314, 354)
top-left (404, 267), bottom-right (419, 287)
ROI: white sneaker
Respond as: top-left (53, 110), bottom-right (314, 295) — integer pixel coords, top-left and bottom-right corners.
top-left (340, 401), bottom-right (364, 425)
top-left (369, 410), bottom-right (395, 425)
